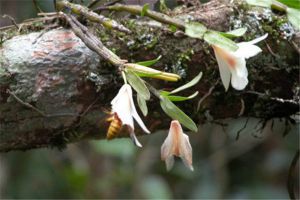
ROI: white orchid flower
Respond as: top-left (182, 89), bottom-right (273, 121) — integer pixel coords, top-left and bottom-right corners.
top-left (212, 34), bottom-right (268, 91)
top-left (111, 84), bottom-right (150, 147)
top-left (161, 120), bottom-right (194, 171)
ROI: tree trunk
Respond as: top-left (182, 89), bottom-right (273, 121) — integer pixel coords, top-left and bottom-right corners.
top-left (0, 0), bottom-right (299, 152)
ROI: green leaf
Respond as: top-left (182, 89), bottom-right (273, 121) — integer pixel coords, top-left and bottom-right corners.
top-left (165, 91), bottom-right (199, 102)
top-left (170, 71), bottom-right (202, 94)
top-left (185, 22), bottom-right (207, 39)
top-left (246, 0), bottom-right (272, 7)
top-left (141, 3), bottom-right (149, 17)
top-left (169, 24), bottom-right (177, 32)
top-left (276, 0), bottom-right (300, 9)
top-left (204, 31), bottom-right (239, 51)
top-left (159, 90), bottom-right (171, 96)
top-left (220, 27), bottom-right (248, 38)
top-left (160, 96), bottom-right (198, 132)
top-left (137, 94), bottom-right (148, 116)
top-left (134, 71), bottom-right (163, 78)
top-left (136, 55), bottom-right (162, 67)
top-left (287, 7), bottom-right (300, 30)
top-left (126, 70), bottom-right (151, 100)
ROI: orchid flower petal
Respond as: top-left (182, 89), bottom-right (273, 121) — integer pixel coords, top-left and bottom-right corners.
top-left (165, 156), bottom-right (175, 171)
top-left (110, 84), bottom-right (150, 147)
top-left (111, 84), bottom-right (134, 129)
top-left (213, 45), bottom-right (231, 91)
top-left (124, 84), bottom-right (150, 133)
top-left (235, 34), bottom-right (268, 58)
top-left (235, 43), bottom-right (262, 59)
top-left (212, 34), bottom-right (267, 91)
top-left (180, 134), bottom-right (194, 171)
top-left (229, 57), bottom-right (248, 90)
top-left (229, 56), bottom-right (248, 78)
top-left (129, 92), bottom-right (151, 134)
top-left (161, 120), bottom-right (193, 171)
top-left (245, 33), bottom-right (268, 46)
top-left (231, 69), bottom-right (249, 90)
top-left (130, 132), bottom-right (143, 148)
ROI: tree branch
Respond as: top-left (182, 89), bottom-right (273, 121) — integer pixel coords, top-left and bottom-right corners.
top-left (0, 0), bottom-right (299, 152)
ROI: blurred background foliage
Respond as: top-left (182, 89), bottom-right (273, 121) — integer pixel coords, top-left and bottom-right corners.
top-left (0, 0), bottom-right (299, 199)
top-left (0, 117), bottom-right (298, 199)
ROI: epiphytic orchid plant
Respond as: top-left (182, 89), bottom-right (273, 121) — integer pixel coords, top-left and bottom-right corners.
top-left (56, 1), bottom-right (269, 171)
top-left (98, 5), bottom-right (268, 170)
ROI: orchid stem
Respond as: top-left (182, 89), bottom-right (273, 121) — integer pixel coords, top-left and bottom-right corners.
top-left (104, 4), bottom-right (185, 29)
top-left (122, 71), bottom-right (127, 84)
top-left (145, 82), bottom-right (162, 100)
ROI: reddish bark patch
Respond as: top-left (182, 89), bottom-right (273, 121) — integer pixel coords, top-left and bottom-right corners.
top-left (35, 68), bottom-right (65, 95)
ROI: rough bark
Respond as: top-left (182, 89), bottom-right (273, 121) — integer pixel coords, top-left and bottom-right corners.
top-left (0, 0), bottom-right (299, 152)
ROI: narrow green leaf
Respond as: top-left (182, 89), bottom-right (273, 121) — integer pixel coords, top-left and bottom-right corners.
top-left (160, 96), bottom-right (198, 132)
top-left (246, 0), bottom-right (272, 7)
top-left (170, 71), bottom-right (202, 94)
top-left (287, 7), bottom-right (300, 30)
top-left (134, 71), bottom-right (163, 78)
top-left (137, 94), bottom-right (148, 116)
top-left (126, 70), bottom-right (151, 100)
top-left (204, 31), bottom-right (239, 52)
top-left (219, 27), bottom-right (248, 38)
top-left (141, 3), bottom-right (149, 17)
top-left (136, 55), bottom-right (162, 67)
top-left (276, 0), bottom-right (300, 9)
top-left (160, 90), bottom-right (171, 96)
top-left (166, 91), bottom-right (199, 102)
top-left (169, 24), bottom-right (177, 32)
top-left (185, 22), bottom-right (207, 39)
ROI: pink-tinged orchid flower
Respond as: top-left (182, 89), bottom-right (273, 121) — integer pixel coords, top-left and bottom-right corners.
top-left (111, 84), bottom-right (150, 147)
top-left (212, 34), bottom-right (268, 91)
top-left (161, 120), bottom-right (194, 171)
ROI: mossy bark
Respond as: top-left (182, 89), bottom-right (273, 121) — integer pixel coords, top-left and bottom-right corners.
top-left (0, 0), bottom-right (299, 152)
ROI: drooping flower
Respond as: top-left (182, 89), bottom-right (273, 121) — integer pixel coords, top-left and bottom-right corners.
top-left (161, 120), bottom-right (194, 171)
top-left (212, 34), bottom-right (268, 91)
top-left (111, 84), bottom-right (150, 147)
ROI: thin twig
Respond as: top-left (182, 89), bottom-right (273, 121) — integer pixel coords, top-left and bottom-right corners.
top-left (2, 14), bottom-right (19, 29)
top-left (0, 15), bottom-right (60, 31)
top-left (32, 0), bottom-right (44, 13)
top-left (287, 149), bottom-right (299, 200)
top-left (245, 91), bottom-right (300, 106)
top-left (62, 13), bottom-right (124, 66)
top-left (265, 42), bottom-right (279, 57)
top-left (104, 3), bottom-right (186, 29)
top-left (87, 0), bottom-right (101, 9)
top-left (238, 98), bottom-right (245, 117)
top-left (7, 89), bottom-right (79, 118)
top-left (80, 95), bottom-right (101, 117)
top-left (291, 41), bottom-right (300, 55)
top-left (197, 80), bottom-right (219, 111)
top-left (37, 12), bottom-right (58, 16)
top-left (7, 90), bottom-right (47, 117)
top-left (235, 117), bottom-right (250, 140)
top-left (92, 0), bottom-right (123, 11)
top-left (56, 0), bottom-right (131, 33)
top-left (32, 22), bottom-right (60, 44)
